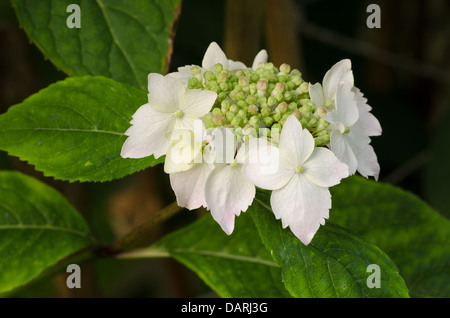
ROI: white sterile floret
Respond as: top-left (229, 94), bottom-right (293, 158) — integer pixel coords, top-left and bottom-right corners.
top-left (169, 127), bottom-right (255, 235)
top-left (120, 73), bottom-right (217, 159)
top-left (169, 41), bottom-right (268, 83)
top-left (243, 115), bottom-right (349, 245)
top-left (308, 59), bottom-right (354, 109)
top-left (323, 82), bottom-right (382, 180)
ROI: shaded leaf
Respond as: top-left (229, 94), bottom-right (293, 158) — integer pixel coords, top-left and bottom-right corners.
top-left (12, 0), bottom-right (181, 90)
top-left (0, 171), bottom-right (92, 294)
top-left (330, 176), bottom-right (450, 297)
top-left (0, 76), bottom-right (163, 182)
top-left (250, 189), bottom-right (409, 298)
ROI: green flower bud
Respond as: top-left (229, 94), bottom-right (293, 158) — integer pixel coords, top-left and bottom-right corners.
top-left (237, 109), bottom-right (247, 118)
top-left (204, 71), bottom-right (215, 81)
top-left (249, 72), bottom-right (259, 83)
top-left (296, 82), bottom-right (309, 94)
top-left (288, 102), bottom-right (298, 111)
top-left (279, 63), bottom-right (291, 74)
top-left (292, 109), bottom-right (301, 119)
top-left (261, 106), bottom-right (272, 117)
top-left (249, 115), bottom-right (260, 126)
top-left (257, 80), bottom-right (268, 91)
top-left (213, 115), bottom-right (225, 126)
top-left (246, 95), bottom-right (257, 105)
top-left (212, 107), bottom-right (222, 117)
top-left (239, 76), bottom-right (249, 88)
top-left (214, 63), bottom-right (224, 73)
top-left (190, 65), bottom-right (202, 75)
top-left (188, 77), bottom-right (199, 89)
top-left (272, 113), bottom-right (281, 122)
top-left (237, 100), bottom-right (247, 109)
top-left (229, 104), bottom-right (239, 113)
top-left (219, 82), bottom-right (229, 91)
top-left (315, 134), bottom-right (330, 147)
top-left (203, 113), bottom-right (214, 125)
top-left (231, 117), bottom-right (241, 127)
top-left (267, 96), bottom-right (277, 107)
top-left (217, 71), bottom-right (228, 83)
top-left (276, 102), bottom-right (288, 114)
top-left (248, 104), bottom-right (259, 115)
top-left (221, 100), bottom-right (231, 112)
top-left (264, 62), bottom-right (274, 70)
top-left (226, 111), bottom-right (235, 121)
top-left (263, 116), bottom-right (274, 126)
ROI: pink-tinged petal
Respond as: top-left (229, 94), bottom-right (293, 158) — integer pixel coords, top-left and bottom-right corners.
top-left (252, 49), bottom-right (268, 70)
top-left (279, 115), bottom-right (315, 166)
top-left (243, 138), bottom-right (294, 190)
top-left (120, 104), bottom-right (174, 159)
top-left (335, 82), bottom-right (359, 127)
top-left (205, 165), bottom-right (256, 235)
top-left (169, 163), bottom-right (215, 210)
top-left (322, 59), bottom-right (354, 101)
top-left (309, 82), bottom-right (325, 108)
top-left (271, 173), bottom-right (331, 245)
top-left (202, 42), bottom-right (229, 71)
top-left (353, 142), bottom-right (381, 181)
top-left (329, 131), bottom-right (358, 175)
top-left (179, 88), bottom-right (217, 117)
top-left (303, 147), bottom-right (349, 188)
top-left (147, 73), bottom-right (185, 113)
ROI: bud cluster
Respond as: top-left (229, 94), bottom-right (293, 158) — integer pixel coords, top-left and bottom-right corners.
top-left (186, 62), bottom-right (330, 146)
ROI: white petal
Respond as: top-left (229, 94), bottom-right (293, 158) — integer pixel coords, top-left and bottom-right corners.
top-left (205, 165), bottom-right (256, 235)
top-left (252, 49), bottom-right (268, 70)
top-left (352, 87), bottom-right (382, 136)
top-left (279, 115), bottom-right (315, 166)
top-left (309, 82), bottom-right (325, 108)
top-left (334, 82), bottom-right (359, 127)
top-left (322, 59), bottom-right (354, 101)
top-left (329, 131), bottom-right (358, 175)
top-left (271, 173), bottom-right (331, 245)
top-left (164, 129), bottom-right (203, 174)
top-left (243, 138), bottom-right (294, 190)
top-left (120, 104), bottom-right (174, 159)
top-left (169, 163), bottom-right (215, 210)
top-left (167, 65), bottom-right (195, 84)
top-left (303, 147), bottom-right (349, 187)
top-left (228, 60), bottom-right (247, 71)
top-left (353, 142), bottom-right (380, 180)
top-left (180, 88), bottom-right (217, 117)
top-left (148, 73), bottom-right (185, 113)
top-left (202, 42), bottom-right (229, 71)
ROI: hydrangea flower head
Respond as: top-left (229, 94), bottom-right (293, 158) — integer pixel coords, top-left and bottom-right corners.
top-left (121, 42), bottom-right (382, 244)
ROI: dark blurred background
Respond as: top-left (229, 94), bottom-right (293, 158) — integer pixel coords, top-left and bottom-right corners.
top-left (1, 0), bottom-right (449, 297)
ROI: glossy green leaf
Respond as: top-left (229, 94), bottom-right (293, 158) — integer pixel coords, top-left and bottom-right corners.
top-left (0, 171), bottom-right (92, 294)
top-left (330, 176), bottom-right (450, 297)
top-left (250, 190), bottom-right (409, 298)
top-left (152, 212), bottom-right (291, 298)
top-left (12, 0), bottom-right (181, 90)
top-left (0, 76), bottom-right (163, 183)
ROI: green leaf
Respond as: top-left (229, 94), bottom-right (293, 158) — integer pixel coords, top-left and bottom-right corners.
top-left (0, 76), bottom-right (163, 183)
top-left (12, 0), bottom-right (181, 90)
top-left (152, 212), bottom-right (291, 298)
top-left (330, 176), bottom-right (450, 297)
top-left (0, 171), bottom-right (92, 294)
top-left (250, 190), bottom-right (410, 298)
